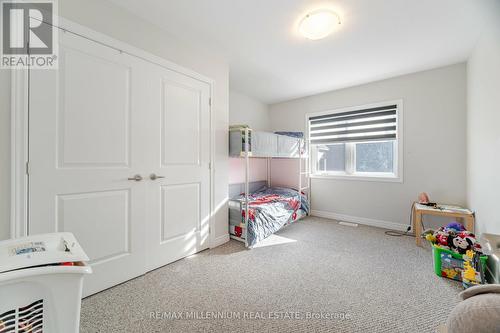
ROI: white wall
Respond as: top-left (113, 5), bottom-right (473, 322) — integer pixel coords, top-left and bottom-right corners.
top-left (270, 64), bottom-right (467, 229)
top-left (229, 158), bottom-right (268, 185)
top-left (467, 3), bottom-right (500, 235)
top-left (229, 90), bottom-right (270, 131)
top-left (0, 69), bottom-right (10, 240)
top-left (0, 0), bottom-right (230, 242)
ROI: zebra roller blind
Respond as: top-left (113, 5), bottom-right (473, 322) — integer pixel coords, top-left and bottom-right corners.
top-left (309, 104), bottom-right (398, 145)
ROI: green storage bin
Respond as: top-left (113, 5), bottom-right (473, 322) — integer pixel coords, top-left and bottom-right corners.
top-left (432, 244), bottom-right (488, 282)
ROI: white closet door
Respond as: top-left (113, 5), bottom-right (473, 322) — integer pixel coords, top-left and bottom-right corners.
top-left (29, 31), bottom-right (151, 296)
top-left (29, 26), bottom-right (212, 296)
top-left (144, 65), bottom-right (211, 271)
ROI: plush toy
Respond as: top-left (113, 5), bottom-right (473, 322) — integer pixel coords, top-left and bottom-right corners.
top-left (437, 233), bottom-right (450, 247)
top-left (425, 233), bottom-right (437, 243)
top-left (418, 192), bottom-right (430, 204)
top-left (446, 221), bottom-right (466, 232)
top-left (451, 236), bottom-right (474, 254)
top-left (473, 243), bottom-right (483, 253)
top-left (436, 227), bottom-right (454, 248)
top-left (422, 229), bottom-right (436, 243)
top-left (457, 231), bottom-right (483, 254)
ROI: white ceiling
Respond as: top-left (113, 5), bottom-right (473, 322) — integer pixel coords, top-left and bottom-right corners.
top-left (110, 0), bottom-right (493, 104)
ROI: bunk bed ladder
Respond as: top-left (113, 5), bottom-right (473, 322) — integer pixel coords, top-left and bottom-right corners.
top-left (244, 128), bottom-right (250, 248)
top-left (299, 137), bottom-right (311, 214)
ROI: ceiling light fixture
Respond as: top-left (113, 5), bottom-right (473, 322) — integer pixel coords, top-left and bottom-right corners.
top-left (298, 9), bottom-right (341, 40)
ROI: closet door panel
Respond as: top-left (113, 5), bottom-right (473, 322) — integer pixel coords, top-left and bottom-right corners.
top-left (58, 47), bottom-right (131, 167)
top-left (57, 190), bottom-right (131, 265)
top-left (29, 30), bottom-right (149, 297)
top-left (161, 81), bottom-right (201, 166)
top-left (161, 183), bottom-right (200, 242)
top-left (146, 66), bottom-right (211, 271)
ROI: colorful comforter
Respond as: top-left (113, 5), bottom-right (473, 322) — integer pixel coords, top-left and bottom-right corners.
top-left (231, 187), bottom-right (309, 247)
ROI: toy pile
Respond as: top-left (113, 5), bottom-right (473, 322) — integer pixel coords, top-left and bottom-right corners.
top-left (423, 222), bottom-right (483, 254)
top-left (423, 222), bottom-right (486, 288)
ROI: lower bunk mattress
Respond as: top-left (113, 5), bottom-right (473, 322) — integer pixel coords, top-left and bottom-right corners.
top-left (229, 186), bottom-right (310, 247)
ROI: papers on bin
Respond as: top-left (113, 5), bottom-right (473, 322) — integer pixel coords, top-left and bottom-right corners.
top-left (0, 232), bottom-right (89, 273)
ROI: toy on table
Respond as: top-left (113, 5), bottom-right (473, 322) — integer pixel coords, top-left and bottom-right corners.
top-left (418, 192), bottom-right (430, 204)
top-left (417, 192), bottom-right (437, 207)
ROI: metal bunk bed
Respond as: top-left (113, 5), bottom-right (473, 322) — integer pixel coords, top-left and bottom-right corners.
top-left (228, 125), bottom-right (311, 247)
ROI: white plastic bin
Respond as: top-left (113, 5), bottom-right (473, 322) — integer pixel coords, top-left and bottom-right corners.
top-left (0, 233), bottom-right (92, 333)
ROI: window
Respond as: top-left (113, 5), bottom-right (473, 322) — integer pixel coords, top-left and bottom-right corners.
top-left (309, 101), bottom-right (402, 181)
top-left (316, 143), bottom-right (345, 172)
top-left (355, 141), bottom-right (394, 173)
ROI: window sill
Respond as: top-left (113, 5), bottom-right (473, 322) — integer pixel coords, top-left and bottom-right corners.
top-left (310, 173), bottom-right (403, 183)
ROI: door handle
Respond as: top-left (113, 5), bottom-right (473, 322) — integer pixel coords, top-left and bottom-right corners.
top-left (127, 174), bottom-right (143, 182)
top-left (150, 173), bottom-right (165, 180)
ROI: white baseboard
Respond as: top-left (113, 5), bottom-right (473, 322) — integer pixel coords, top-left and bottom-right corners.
top-left (211, 233), bottom-right (230, 248)
top-left (310, 210), bottom-right (408, 232)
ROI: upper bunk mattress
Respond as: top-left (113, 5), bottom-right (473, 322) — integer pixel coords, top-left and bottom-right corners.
top-left (229, 130), bottom-right (303, 158)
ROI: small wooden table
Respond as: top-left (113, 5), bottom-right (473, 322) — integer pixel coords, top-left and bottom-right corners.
top-left (413, 203), bottom-right (475, 247)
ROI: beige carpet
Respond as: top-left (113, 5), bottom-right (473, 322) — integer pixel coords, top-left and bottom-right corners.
top-left (80, 217), bottom-right (462, 332)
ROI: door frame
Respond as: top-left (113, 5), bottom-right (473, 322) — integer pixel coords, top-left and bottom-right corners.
top-left (10, 17), bottom-right (218, 247)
